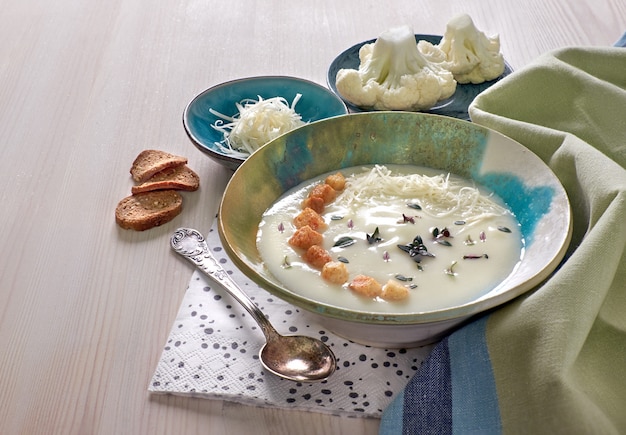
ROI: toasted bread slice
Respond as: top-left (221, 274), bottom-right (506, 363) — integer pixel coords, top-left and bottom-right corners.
top-left (115, 190), bottom-right (183, 231)
top-left (130, 150), bottom-right (187, 183)
top-left (131, 165), bottom-right (200, 194)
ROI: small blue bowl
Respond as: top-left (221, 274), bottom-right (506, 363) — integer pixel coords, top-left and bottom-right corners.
top-left (183, 76), bottom-right (349, 170)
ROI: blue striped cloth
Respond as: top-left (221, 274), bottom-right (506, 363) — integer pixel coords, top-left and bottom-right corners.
top-left (380, 317), bottom-right (501, 434)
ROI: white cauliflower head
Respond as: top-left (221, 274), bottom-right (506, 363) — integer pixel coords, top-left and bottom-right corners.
top-left (418, 14), bottom-right (505, 84)
top-left (335, 25), bottom-right (456, 111)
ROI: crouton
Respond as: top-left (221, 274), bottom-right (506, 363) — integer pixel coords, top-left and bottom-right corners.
top-left (381, 279), bottom-right (410, 301)
top-left (288, 225), bottom-right (324, 250)
top-left (131, 165), bottom-right (199, 194)
top-left (325, 172), bottom-right (346, 191)
top-left (302, 195), bottom-right (325, 214)
top-left (303, 245), bottom-right (332, 268)
top-left (130, 149), bottom-right (187, 183)
top-left (293, 207), bottom-right (327, 231)
top-left (309, 183), bottom-right (336, 204)
top-left (348, 274), bottom-right (382, 298)
top-left (115, 190), bottom-right (182, 231)
top-left (321, 261), bottom-right (350, 285)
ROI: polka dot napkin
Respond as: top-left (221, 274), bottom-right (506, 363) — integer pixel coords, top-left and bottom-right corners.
top-left (149, 224), bottom-right (433, 418)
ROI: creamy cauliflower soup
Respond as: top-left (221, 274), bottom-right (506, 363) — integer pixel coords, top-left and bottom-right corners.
top-left (257, 164), bottom-right (524, 314)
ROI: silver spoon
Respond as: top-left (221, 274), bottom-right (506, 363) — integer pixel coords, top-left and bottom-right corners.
top-left (171, 227), bottom-right (337, 382)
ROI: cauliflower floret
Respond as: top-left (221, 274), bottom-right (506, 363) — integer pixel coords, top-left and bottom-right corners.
top-left (418, 14), bottom-right (505, 84)
top-left (335, 25), bottom-right (456, 111)
top-left (378, 73), bottom-right (450, 112)
top-left (415, 40), bottom-right (447, 64)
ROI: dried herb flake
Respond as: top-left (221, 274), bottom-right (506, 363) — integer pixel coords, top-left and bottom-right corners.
top-left (397, 235), bottom-right (435, 264)
top-left (463, 254), bottom-right (489, 260)
top-left (444, 261), bottom-right (458, 276)
top-left (464, 235), bottom-right (476, 246)
top-left (333, 236), bottom-right (356, 248)
top-left (366, 227), bottom-right (382, 244)
top-left (281, 256), bottom-right (292, 269)
top-left (401, 214), bottom-right (415, 224)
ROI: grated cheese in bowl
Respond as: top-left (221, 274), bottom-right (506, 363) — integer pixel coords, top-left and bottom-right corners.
top-left (210, 94), bottom-right (306, 157)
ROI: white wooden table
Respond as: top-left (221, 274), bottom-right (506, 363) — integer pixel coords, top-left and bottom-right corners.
top-left (1, 1), bottom-right (623, 433)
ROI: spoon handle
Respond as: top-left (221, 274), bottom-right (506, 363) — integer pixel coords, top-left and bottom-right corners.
top-left (171, 227), bottom-right (277, 339)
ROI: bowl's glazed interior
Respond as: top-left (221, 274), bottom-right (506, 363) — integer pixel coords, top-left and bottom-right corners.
top-left (218, 112), bottom-right (571, 328)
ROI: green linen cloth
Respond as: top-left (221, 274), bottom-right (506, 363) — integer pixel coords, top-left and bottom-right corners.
top-left (469, 47), bottom-right (626, 433)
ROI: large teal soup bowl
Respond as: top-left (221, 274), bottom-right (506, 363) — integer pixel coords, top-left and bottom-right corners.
top-left (218, 112), bottom-right (571, 347)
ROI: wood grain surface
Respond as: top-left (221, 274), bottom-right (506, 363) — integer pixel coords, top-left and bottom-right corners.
top-left (0, 1), bottom-right (623, 433)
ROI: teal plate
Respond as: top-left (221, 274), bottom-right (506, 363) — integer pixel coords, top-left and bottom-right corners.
top-left (327, 34), bottom-right (513, 121)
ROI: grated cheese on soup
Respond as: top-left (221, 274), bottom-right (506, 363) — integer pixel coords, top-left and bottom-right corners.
top-left (210, 94), bottom-right (306, 156)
